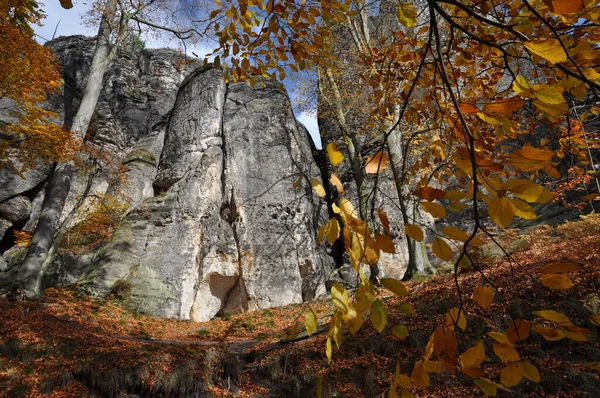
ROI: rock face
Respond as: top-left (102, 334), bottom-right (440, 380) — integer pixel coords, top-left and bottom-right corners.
top-left (82, 67), bottom-right (328, 321)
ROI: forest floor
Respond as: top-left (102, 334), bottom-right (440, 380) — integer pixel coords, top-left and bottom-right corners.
top-left (0, 214), bottom-right (599, 397)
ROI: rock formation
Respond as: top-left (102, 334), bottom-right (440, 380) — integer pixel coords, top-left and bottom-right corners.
top-left (0, 36), bottom-right (336, 321)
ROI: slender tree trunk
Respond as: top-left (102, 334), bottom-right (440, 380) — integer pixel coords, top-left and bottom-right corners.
top-left (17, 0), bottom-right (122, 296)
top-left (386, 117), bottom-right (433, 280)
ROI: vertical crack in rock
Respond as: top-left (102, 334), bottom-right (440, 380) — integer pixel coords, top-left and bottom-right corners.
top-left (217, 82), bottom-right (248, 316)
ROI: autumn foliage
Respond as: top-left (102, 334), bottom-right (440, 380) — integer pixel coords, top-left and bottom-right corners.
top-left (0, 0), bottom-right (74, 172)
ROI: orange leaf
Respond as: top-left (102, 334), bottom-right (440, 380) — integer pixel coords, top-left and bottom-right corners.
top-left (539, 262), bottom-right (579, 274)
top-left (458, 103), bottom-right (479, 114)
top-left (405, 224), bottom-right (424, 242)
top-left (493, 343), bottom-right (521, 362)
top-left (411, 360), bottom-right (430, 389)
top-left (378, 208), bottom-right (391, 234)
top-left (473, 286), bottom-right (494, 310)
top-left (540, 273), bottom-right (574, 290)
top-left (484, 98), bottom-right (524, 114)
top-left (365, 152), bottom-right (389, 174)
top-left (506, 319), bottom-right (530, 343)
top-left (501, 362), bottom-right (523, 387)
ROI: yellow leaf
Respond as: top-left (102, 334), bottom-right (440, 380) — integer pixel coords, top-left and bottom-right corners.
top-left (423, 360), bottom-right (443, 374)
top-left (378, 208), bottom-right (391, 234)
top-left (364, 235), bottom-right (380, 265)
top-left (319, 218), bottom-right (340, 244)
top-left (389, 382), bottom-right (398, 398)
top-left (330, 174), bottom-right (344, 193)
top-left (429, 135), bottom-right (447, 161)
top-left (489, 196), bottom-right (514, 228)
top-left (392, 324), bottom-right (409, 339)
top-left (376, 233), bottom-right (396, 254)
top-left (370, 299), bottom-right (388, 332)
top-left (339, 198), bottom-right (358, 219)
top-left (533, 86), bottom-right (566, 104)
top-left (326, 143), bottom-right (344, 166)
top-left (473, 286), bottom-right (494, 310)
top-left (381, 278), bottom-right (408, 298)
top-left (365, 152), bottom-right (389, 174)
top-left (459, 341), bottom-right (486, 376)
top-left (512, 199), bottom-right (537, 220)
top-left (524, 39), bottom-right (568, 64)
top-left (585, 362), bottom-right (600, 372)
top-left (396, 303), bottom-right (416, 314)
top-left (291, 176), bottom-right (302, 190)
top-left (305, 307), bottom-right (317, 336)
top-left (474, 378), bottom-right (497, 396)
top-left (405, 224), bottom-right (424, 242)
top-left (420, 201), bottom-right (447, 218)
top-left (477, 112), bottom-right (501, 125)
top-left (440, 226), bottom-right (470, 242)
top-left (493, 343), bottom-right (521, 362)
top-left (564, 330), bottom-right (589, 342)
top-left (506, 319), bottom-right (530, 343)
top-left (519, 361), bottom-right (541, 382)
top-left (432, 237), bottom-right (454, 261)
top-left (446, 307), bottom-right (467, 330)
top-left (488, 332), bottom-right (513, 345)
top-left (397, 2), bottom-right (417, 27)
top-left (501, 363), bottom-right (523, 387)
top-left (312, 179), bottom-right (326, 197)
top-left (540, 273), bottom-right (574, 290)
top-left (533, 100), bottom-right (569, 117)
top-left (326, 337), bottom-right (332, 363)
top-left (331, 282), bottom-right (351, 314)
top-left (505, 179), bottom-right (554, 203)
top-left (395, 365), bottom-right (412, 389)
top-left (347, 310), bottom-right (364, 334)
top-left (533, 310), bottom-right (573, 326)
top-left (411, 360), bottom-right (430, 389)
top-left (532, 325), bottom-right (566, 341)
top-left (539, 262), bottom-right (579, 274)
top-left (513, 74), bottom-right (533, 96)
top-left (317, 377), bottom-right (323, 398)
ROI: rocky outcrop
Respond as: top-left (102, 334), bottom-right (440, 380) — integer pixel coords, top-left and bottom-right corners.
top-left (83, 67), bottom-right (328, 321)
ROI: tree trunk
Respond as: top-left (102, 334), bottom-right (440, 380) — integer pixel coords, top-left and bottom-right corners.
top-left (17, 0), bottom-right (122, 296)
top-left (386, 120), bottom-right (433, 280)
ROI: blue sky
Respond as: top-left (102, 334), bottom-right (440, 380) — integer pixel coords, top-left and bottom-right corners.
top-left (33, 1), bottom-right (321, 147)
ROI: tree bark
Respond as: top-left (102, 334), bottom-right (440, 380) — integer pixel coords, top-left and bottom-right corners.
top-left (17, 0), bottom-right (122, 296)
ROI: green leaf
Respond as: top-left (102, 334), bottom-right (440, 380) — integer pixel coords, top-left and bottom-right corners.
top-left (475, 378), bottom-right (498, 396)
top-left (392, 324), bottom-right (409, 339)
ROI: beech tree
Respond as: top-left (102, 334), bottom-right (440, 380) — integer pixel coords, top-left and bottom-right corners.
top-left (0, 0), bottom-right (72, 172)
top-left (208, 0), bottom-right (600, 394)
